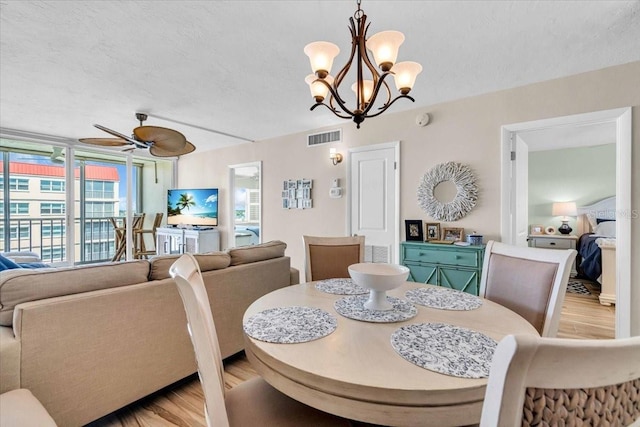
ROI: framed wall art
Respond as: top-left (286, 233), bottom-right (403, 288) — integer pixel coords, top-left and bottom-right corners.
top-left (405, 220), bottom-right (424, 241)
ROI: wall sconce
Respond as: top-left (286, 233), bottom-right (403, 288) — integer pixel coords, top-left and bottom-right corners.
top-left (552, 201), bottom-right (577, 235)
top-left (329, 148), bottom-right (343, 165)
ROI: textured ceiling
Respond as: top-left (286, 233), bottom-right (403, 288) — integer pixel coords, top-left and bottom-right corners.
top-left (1, 1), bottom-right (639, 153)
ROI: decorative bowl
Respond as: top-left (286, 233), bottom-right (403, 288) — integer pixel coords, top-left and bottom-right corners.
top-left (348, 263), bottom-right (410, 311)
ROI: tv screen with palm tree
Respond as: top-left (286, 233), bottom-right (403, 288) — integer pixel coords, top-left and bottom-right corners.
top-left (167, 188), bottom-right (218, 227)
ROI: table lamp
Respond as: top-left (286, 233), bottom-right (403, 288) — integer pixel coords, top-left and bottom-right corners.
top-left (552, 202), bottom-right (577, 235)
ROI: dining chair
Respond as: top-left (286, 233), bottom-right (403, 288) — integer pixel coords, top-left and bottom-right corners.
top-left (480, 334), bottom-right (640, 427)
top-left (302, 235), bottom-right (365, 282)
top-left (479, 240), bottom-right (576, 337)
top-left (169, 254), bottom-right (351, 427)
top-left (134, 212), bottom-right (163, 259)
top-left (0, 388), bottom-right (57, 426)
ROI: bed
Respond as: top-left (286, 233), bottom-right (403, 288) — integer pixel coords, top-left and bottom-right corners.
top-left (576, 196), bottom-right (616, 306)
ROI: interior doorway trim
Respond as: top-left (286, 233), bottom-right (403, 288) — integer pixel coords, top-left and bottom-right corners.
top-left (500, 107), bottom-right (631, 338)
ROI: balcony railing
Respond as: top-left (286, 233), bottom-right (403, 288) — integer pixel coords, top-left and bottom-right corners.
top-left (1, 216), bottom-right (123, 264)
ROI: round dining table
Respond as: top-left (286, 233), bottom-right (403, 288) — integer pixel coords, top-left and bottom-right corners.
top-left (243, 281), bottom-right (539, 427)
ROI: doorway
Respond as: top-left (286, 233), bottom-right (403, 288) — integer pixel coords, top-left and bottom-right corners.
top-left (228, 161), bottom-right (261, 249)
top-left (500, 107), bottom-right (632, 338)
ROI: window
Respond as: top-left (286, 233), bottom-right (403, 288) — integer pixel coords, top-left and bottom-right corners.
top-left (84, 241), bottom-right (113, 260)
top-left (2, 178), bottom-right (29, 191)
top-left (41, 247), bottom-right (65, 262)
top-left (86, 180), bottom-right (115, 199)
top-left (40, 179), bottom-right (65, 192)
top-left (3, 202), bottom-right (30, 215)
top-left (41, 203), bottom-right (65, 215)
top-left (42, 224), bottom-right (65, 237)
top-left (85, 202), bottom-right (116, 218)
top-left (0, 225), bottom-right (30, 239)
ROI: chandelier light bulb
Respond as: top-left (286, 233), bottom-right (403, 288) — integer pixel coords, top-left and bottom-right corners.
top-left (351, 80), bottom-right (374, 104)
top-left (392, 61), bottom-right (423, 94)
top-left (366, 31), bottom-right (405, 71)
top-left (304, 41), bottom-right (340, 79)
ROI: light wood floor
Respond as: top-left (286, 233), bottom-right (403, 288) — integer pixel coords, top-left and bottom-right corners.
top-left (87, 287), bottom-right (615, 427)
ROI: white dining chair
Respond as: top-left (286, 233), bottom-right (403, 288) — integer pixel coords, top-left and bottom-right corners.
top-left (481, 334), bottom-right (640, 426)
top-left (480, 240), bottom-right (576, 337)
top-left (302, 235), bottom-right (365, 282)
top-left (169, 253), bottom-right (351, 427)
top-left (0, 389), bottom-right (57, 426)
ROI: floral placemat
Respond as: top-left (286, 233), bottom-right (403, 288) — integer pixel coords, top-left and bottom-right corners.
top-left (315, 278), bottom-right (367, 295)
top-left (405, 287), bottom-right (482, 311)
top-left (243, 306), bottom-right (337, 344)
top-left (390, 323), bottom-right (497, 378)
top-left (334, 295), bottom-right (417, 323)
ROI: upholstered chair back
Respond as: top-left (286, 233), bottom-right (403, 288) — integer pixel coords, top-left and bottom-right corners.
top-left (480, 241), bottom-right (576, 337)
top-left (303, 235), bottom-right (365, 282)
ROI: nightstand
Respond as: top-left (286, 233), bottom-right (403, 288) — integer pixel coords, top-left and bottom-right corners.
top-left (528, 234), bottom-right (578, 275)
top-left (527, 234), bottom-right (577, 250)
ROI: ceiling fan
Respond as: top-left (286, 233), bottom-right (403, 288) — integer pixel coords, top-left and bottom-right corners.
top-left (78, 113), bottom-right (196, 157)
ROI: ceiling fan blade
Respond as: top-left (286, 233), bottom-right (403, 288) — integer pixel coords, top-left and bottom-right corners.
top-left (134, 126), bottom-right (187, 152)
top-left (94, 124), bottom-right (140, 146)
top-left (149, 141), bottom-right (196, 157)
top-left (78, 137), bottom-right (129, 147)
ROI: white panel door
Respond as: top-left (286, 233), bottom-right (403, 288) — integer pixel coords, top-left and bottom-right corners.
top-left (349, 143), bottom-right (399, 263)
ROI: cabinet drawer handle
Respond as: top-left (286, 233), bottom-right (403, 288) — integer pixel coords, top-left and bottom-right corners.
top-left (419, 252), bottom-right (425, 256)
top-left (550, 242), bottom-right (556, 246)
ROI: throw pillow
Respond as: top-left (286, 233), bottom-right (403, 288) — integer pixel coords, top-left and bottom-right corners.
top-left (0, 254), bottom-right (21, 271)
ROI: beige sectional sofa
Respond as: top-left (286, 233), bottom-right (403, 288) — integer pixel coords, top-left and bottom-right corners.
top-left (0, 240), bottom-right (298, 426)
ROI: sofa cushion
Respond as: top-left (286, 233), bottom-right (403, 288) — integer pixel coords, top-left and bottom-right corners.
top-left (228, 240), bottom-right (287, 266)
top-left (149, 252), bottom-right (231, 280)
top-left (0, 260), bottom-right (150, 326)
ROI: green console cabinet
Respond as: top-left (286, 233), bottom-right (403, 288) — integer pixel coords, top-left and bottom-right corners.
top-left (400, 241), bottom-right (485, 295)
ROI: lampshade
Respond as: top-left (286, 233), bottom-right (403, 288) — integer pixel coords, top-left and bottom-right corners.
top-left (305, 74), bottom-right (333, 102)
top-left (304, 41), bottom-right (340, 78)
top-left (351, 80), bottom-right (374, 104)
top-left (391, 61), bottom-right (423, 95)
top-left (552, 202), bottom-right (577, 217)
top-left (366, 30), bottom-right (405, 71)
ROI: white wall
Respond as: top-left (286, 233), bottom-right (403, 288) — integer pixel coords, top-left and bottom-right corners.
top-left (529, 144), bottom-right (616, 232)
top-left (177, 61), bottom-right (640, 335)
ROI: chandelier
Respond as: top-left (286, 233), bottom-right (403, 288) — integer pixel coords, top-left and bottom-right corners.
top-left (304, 0), bottom-right (422, 128)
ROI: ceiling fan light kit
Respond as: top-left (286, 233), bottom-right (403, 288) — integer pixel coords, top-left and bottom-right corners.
top-left (304, 0), bottom-right (422, 128)
top-left (78, 112), bottom-right (196, 157)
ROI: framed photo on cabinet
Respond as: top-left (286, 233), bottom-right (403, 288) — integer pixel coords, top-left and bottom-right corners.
top-left (425, 222), bottom-right (440, 241)
top-left (405, 220), bottom-right (424, 241)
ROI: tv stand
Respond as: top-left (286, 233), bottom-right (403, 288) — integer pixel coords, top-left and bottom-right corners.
top-left (156, 227), bottom-right (220, 255)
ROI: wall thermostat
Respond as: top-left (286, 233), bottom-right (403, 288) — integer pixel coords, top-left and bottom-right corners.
top-left (330, 178), bottom-right (342, 198)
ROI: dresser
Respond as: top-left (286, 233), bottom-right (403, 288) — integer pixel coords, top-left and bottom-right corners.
top-left (156, 227), bottom-right (220, 256)
top-left (400, 241), bottom-right (485, 295)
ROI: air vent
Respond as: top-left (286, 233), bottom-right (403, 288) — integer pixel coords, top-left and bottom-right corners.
top-left (307, 129), bottom-right (342, 147)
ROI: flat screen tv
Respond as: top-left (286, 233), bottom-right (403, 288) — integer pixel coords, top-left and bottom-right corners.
top-left (167, 188), bottom-right (218, 227)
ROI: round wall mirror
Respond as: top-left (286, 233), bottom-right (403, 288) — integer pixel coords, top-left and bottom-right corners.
top-left (417, 162), bottom-right (478, 221)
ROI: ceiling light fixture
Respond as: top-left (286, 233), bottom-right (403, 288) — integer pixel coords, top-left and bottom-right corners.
top-left (304, 0), bottom-right (422, 129)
